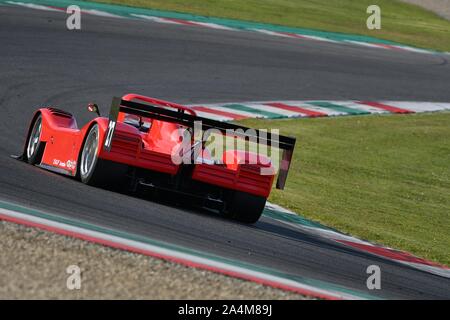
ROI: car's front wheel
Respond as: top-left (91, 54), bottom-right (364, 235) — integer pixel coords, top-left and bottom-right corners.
top-left (26, 114), bottom-right (45, 165)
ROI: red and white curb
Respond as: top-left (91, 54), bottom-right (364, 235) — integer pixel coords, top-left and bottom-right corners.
top-left (188, 101), bottom-right (450, 121)
top-left (0, 201), bottom-right (371, 300)
top-left (4, 1), bottom-right (446, 56)
top-left (265, 204), bottom-right (450, 279)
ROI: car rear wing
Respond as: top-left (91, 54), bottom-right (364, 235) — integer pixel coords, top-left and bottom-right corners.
top-left (105, 95), bottom-right (296, 190)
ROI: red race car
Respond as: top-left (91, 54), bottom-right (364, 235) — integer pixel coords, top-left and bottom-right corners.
top-left (17, 94), bottom-right (296, 223)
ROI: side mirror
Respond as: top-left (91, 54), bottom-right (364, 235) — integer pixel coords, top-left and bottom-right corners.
top-left (87, 103), bottom-right (101, 116)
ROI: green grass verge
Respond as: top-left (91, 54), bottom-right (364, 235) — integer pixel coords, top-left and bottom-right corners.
top-left (90, 0), bottom-right (450, 52)
top-left (238, 112), bottom-right (450, 266)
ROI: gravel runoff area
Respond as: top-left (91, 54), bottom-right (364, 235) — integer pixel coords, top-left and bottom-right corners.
top-left (0, 221), bottom-right (310, 299)
top-left (401, 0), bottom-right (450, 20)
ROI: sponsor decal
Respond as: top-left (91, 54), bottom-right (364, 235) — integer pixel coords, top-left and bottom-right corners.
top-left (53, 159), bottom-right (77, 170)
top-left (67, 160), bottom-right (77, 170)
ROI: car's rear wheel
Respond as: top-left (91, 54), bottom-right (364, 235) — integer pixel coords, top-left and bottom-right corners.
top-left (224, 191), bottom-right (266, 224)
top-left (79, 124), bottom-right (127, 187)
top-left (26, 114), bottom-right (45, 165)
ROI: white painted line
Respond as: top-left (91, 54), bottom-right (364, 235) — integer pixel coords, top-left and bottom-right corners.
top-left (0, 205), bottom-right (362, 300)
top-left (383, 101), bottom-right (450, 112)
top-left (83, 9), bottom-right (123, 18)
top-left (346, 42), bottom-right (435, 55)
top-left (131, 15), bottom-right (234, 30)
top-left (348, 43), bottom-right (401, 52)
top-left (131, 14), bottom-right (182, 25)
top-left (390, 46), bottom-right (433, 54)
top-left (344, 40), bottom-right (389, 50)
top-left (296, 34), bottom-right (338, 43)
top-left (6, 1), bottom-right (61, 12)
top-left (250, 29), bottom-right (294, 38)
top-left (190, 21), bottom-right (236, 31)
top-left (265, 202), bottom-right (296, 215)
top-left (251, 30), bottom-right (337, 44)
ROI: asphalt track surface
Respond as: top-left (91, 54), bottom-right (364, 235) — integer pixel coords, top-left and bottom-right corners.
top-left (1, 6), bottom-right (449, 299)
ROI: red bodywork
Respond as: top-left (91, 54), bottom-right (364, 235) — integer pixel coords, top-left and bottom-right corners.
top-left (26, 94), bottom-right (276, 197)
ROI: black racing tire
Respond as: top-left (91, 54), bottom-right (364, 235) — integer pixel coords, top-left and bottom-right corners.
top-left (25, 114), bottom-right (45, 165)
top-left (224, 191), bottom-right (267, 224)
top-left (78, 124), bottom-right (127, 188)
